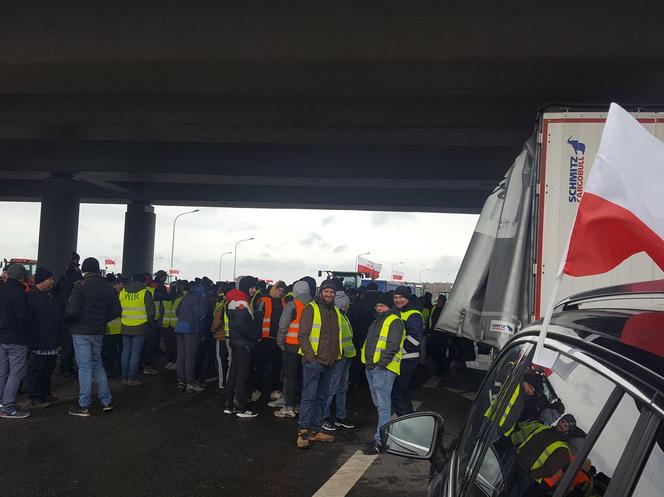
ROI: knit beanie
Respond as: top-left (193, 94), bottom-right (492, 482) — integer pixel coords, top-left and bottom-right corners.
top-left (238, 276), bottom-right (259, 295)
top-left (319, 279), bottom-right (337, 293)
top-left (81, 257), bottom-right (100, 274)
top-left (34, 267), bottom-right (54, 284)
top-left (6, 263), bottom-right (27, 280)
top-left (394, 285), bottom-right (412, 300)
top-left (375, 293), bottom-right (393, 308)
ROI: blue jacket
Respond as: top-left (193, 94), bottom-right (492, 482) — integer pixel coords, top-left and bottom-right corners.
top-left (175, 284), bottom-right (208, 334)
top-left (400, 302), bottom-right (424, 359)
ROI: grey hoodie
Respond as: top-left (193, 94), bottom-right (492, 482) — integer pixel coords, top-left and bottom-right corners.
top-left (277, 281), bottom-right (312, 351)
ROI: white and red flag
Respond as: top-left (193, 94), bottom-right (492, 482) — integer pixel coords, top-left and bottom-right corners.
top-left (535, 103), bottom-right (664, 366)
top-left (392, 270), bottom-right (404, 281)
top-left (563, 103), bottom-right (664, 276)
top-left (357, 256), bottom-right (382, 279)
top-left (104, 258), bottom-right (116, 266)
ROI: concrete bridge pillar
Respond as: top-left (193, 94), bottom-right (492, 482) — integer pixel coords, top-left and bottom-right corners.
top-left (37, 181), bottom-right (80, 278)
top-left (121, 202), bottom-right (156, 277)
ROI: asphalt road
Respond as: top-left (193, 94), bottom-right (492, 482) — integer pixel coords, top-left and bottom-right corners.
top-left (0, 364), bottom-right (483, 497)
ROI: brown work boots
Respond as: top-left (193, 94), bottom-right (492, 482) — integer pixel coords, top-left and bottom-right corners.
top-left (296, 429), bottom-right (336, 448)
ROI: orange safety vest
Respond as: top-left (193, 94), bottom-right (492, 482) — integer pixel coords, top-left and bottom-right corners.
top-left (285, 300), bottom-right (305, 346)
top-left (260, 296), bottom-right (273, 339)
top-left (543, 454), bottom-right (590, 490)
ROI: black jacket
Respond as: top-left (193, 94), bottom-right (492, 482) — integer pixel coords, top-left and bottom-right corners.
top-left (363, 309), bottom-right (405, 370)
top-left (27, 287), bottom-right (63, 350)
top-left (65, 273), bottom-right (121, 335)
top-left (0, 278), bottom-right (31, 345)
top-left (226, 289), bottom-right (260, 348)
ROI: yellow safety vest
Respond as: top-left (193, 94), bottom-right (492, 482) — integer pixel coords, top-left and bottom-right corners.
top-left (146, 287), bottom-right (162, 320)
top-left (162, 299), bottom-right (178, 328)
top-left (400, 309), bottom-right (423, 359)
top-left (485, 383), bottom-right (522, 436)
top-left (106, 317), bottom-right (121, 335)
top-left (361, 314), bottom-right (406, 375)
top-left (515, 422), bottom-right (569, 483)
top-left (119, 288), bottom-right (149, 326)
top-left (298, 302), bottom-right (355, 359)
top-left (422, 307), bottom-right (431, 328)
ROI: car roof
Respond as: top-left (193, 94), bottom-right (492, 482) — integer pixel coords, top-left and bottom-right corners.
top-left (518, 307), bottom-right (664, 396)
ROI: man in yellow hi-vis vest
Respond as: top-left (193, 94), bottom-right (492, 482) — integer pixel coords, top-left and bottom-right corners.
top-left (361, 292), bottom-right (406, 454)
top-left (119, 273), bottom-right (155, 386)
top-left (296, 279), bottom-right (352, 449)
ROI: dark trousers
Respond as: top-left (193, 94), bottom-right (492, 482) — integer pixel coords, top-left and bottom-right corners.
top-left (102, 334), bottom-right (122, 376)
top-left (60, 327), bottom-right (76, 373)
top-left (226, 344), bottom-right (253, 410)
top-left (26, 352), bottom-right (57, 401)
top-left (215, 340), bottom-right (230, 388)
top-left (195, 331), bottom-right (217, 380)
top-left (142, 322), bottom-right (161, 367)
top-left (163, 327), bottom-right (177, 363)
top-left (176, 333), bottom-right (200, 384)
top-left (253, 338), bottom-right (282, 392)
top-left (391, 359), bottom-right (418, 416)
top-left (282, 349), bottom-right (302, 408)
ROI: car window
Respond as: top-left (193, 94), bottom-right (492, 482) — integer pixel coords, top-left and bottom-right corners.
top-left (631, 424), bottom-right (664, 497)
top-left (465, 348), bottom-right (624, 497)
top-left (456, 342), bottom-right (532, 491)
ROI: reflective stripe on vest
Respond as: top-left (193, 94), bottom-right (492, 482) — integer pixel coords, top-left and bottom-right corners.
top-left (400, 309), bottom-right (423, 359)
top-left (298, 302), bottom-right (355, 358)
top-left (286, 300), bottom-right (305, 345)
top-left (260, 296), bottom-right (273, 338)
top-left (484, 383), bottom-right (521, 436)
top-left (360, 314), bottom-right (406, 375)
top-left (119, 288), bottom-right (149, 326)
top-left (532, 440), bottom-right (569, 483)
top-left (162, 300), bottom-right (177, 328)
top-left (106, 317), bottom-right (121, 335)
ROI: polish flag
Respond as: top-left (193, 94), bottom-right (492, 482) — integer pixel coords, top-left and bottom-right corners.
top-left (104, 258), bottom-right (116, 266)
top-left (563, 103), bottom-right (664, 276)
top-left (392, 270), bottom-right (404, 281)
top-left (357, 256), bottom-right (382, 279)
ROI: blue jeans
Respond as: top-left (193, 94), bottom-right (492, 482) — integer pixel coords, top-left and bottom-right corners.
top-left (72, 335), bottom-right (112, 408)
top-left (366, 367), bottom-right (397, 445)
top-left (121, 335), bottom-right (146, 380)
top-left (324, 358), bottom-right (351, 421)
top-left (298, 361), bottom-right (333, 431)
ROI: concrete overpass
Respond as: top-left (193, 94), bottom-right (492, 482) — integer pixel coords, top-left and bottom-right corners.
top-left (1, 2), bottom-right (662, 275)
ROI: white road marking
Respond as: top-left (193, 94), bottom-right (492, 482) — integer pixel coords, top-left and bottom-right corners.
top-left (422, 376), bottom-right (442, 388)
top-left (312, 450), bottom-right (378, 497)
top-left (460, 392), bottom-right (477, 401)
top-left (444, 386), bottom-right (465, 394)
top-left (413, 400), bottom-right (423, 411)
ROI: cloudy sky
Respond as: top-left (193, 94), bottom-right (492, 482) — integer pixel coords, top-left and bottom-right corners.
top-left (2, 202), bottom-right (478, 284)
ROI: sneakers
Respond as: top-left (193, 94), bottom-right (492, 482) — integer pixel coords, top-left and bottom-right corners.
top-left (44, 395), bottom-right (60, 405)
top-left (68, 406), bottom-right (91, 417)
top-left (267, 397), bottom-right (286, 408)
top-left (362, 441), bottom-right (381, 455)
top-left (297, 429), bottom-right (310, 449)
top-left (273, 406), bottom-right (296, 418)
top-left (321, 420), bottom-right (337, 432)
top-left (236, 410), bottom-right (259, 418)
top-left (102, 403), bottom-right (114, 412)
top-left (309, 431), bottom-right (335, 443)
top-left (125, 379), bottom-right (143, 386)
top-left (270, 390), bottom-right (282, 400)
top-left (29, 399), bottom-right (51, 408)
top-left (143, 366), bottom-right (160, 375)
top-left (177, 381), bottom-right (187, 392)
top-left (335, 418), bottom-right (356, 429)
top-left (164, 362), bottom-right (177, 370)
top-left (186, 382), bottom-right (205, 393)
top-left (0, 406), bottom-right (30, 419)
top-left (223, 406), bottom-right (239, 415)
top-left (250, 390), bottom-right (262, 402)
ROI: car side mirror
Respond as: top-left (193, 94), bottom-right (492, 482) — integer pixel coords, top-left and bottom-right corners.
top-left (380, 412), bottom-right (444, 460)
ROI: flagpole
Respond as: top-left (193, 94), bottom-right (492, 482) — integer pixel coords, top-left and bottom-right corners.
top-left (533, 272), bottom-right (564, 367)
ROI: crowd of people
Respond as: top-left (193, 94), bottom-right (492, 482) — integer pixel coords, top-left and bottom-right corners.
top-left (0, 252), bottom-right (470, 454)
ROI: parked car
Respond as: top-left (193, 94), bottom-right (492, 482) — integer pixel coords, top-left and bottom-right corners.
top-left (382, 280), bottom-right (664, 497)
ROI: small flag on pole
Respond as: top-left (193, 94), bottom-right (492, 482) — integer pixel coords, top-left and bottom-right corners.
top-left (104, 258), bottom-right (116, 266)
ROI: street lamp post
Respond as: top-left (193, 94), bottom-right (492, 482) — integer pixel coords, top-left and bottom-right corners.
top-left (169, 209), bottom-right (199, 280)
top-left (419, 268), bottom-right (431, 282)
top-left (355, 251), bottom-right (370, 273)
top-left (233, 237), bottom-right (255, 281)
top-left (391, 261), bottom-right (405, 281)
top-left (218, 251), bottom-right (232, 282)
